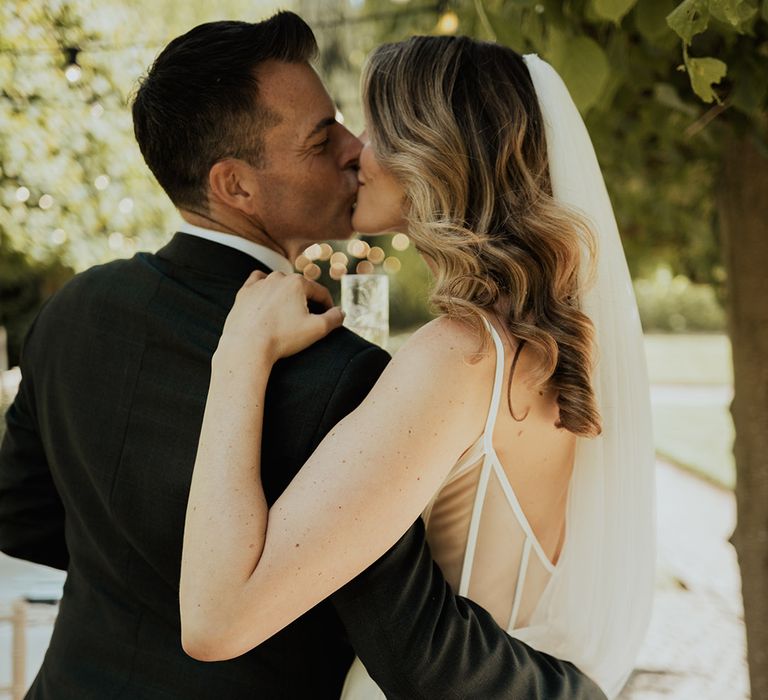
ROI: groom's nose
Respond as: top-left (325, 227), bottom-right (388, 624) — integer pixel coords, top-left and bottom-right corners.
top-left (337, 123), bottom-right (363, 172)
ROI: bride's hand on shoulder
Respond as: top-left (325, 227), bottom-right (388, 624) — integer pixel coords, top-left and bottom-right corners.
top-left (217, 270), bottom-right (345, 365)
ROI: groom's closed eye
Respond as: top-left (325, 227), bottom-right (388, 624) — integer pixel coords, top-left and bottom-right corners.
top-left (313, 136), bottom-right (331, 152)
top-left (305, 116), bottom-right (337, 148)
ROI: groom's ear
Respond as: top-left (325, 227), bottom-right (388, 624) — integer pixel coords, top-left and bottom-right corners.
top-left (207, 159), bottom-right (263, 215)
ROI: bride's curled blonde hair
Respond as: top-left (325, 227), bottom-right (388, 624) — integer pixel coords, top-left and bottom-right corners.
top-left (362, 36), bottom-right (601, 438)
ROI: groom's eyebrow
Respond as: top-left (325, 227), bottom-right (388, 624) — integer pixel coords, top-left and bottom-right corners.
top-left (304, 116), bottom-right (336, 143)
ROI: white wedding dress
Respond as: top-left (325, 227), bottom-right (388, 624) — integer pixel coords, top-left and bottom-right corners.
top-left (341, 315), bottom-right (568, 700)
top-left (341, 53), bottom-right (655, 700)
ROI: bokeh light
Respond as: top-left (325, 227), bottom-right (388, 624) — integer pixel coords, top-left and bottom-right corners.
top-left (304, 243), bottom-right (322, 260)
top-left (294, 254), bottom-right (311, 272)
top-left (330, 262), bottom-right (348, 280)
top-left (303, 263), bottom-right (322, 280)
top-left (65, 64), bottom-right (82, 83)
top-left (383, 256), bottom-right (402, 274)
top-left (347, 239), bottom-right (370, 258)
top-left (108, 232), bottom-right (124, 250)
top-left (367, 246), bottom-right (385, 264)
top-left (392, 233), bottom-right (410, 251)
top-left (437, 11), bottom-right (459, 34)
top-left (94, 175), bottom-right (110, 190)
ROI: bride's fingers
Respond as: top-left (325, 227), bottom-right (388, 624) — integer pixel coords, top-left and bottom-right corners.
top-left (242, 270), bottom-right (268, 288)
top-left (310, 306), bottom-right (345, 337)
top-left (297, 276), bottom-right (334, 310)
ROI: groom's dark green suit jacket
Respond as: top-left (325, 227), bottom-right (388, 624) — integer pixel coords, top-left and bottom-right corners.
top-left (0, 233), bottom-right (605, 699)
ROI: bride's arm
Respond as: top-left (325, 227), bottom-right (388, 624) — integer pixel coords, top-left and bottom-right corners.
top-left (180, 272), bottom-right (486, 661)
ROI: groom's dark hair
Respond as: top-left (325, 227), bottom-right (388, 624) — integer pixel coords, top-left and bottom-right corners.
top-left (131, 12), bottom-right (317, 209)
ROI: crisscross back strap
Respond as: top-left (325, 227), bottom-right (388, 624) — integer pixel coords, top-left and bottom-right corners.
top-left (479, 315), bottom-right (506, 454)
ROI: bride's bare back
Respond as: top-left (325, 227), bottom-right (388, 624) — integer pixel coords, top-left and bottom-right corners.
top-left (422, 314), bottom-right (575, 631)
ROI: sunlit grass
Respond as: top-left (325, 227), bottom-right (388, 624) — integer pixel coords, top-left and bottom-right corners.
top-left (643, 333), bottom-right (732, 385)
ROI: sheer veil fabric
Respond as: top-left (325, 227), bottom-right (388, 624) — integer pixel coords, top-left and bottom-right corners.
top-left (517, 54), bottom-right (656, 697)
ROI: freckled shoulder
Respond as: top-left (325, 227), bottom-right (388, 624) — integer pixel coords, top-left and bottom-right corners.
top-left (402, 315), bottom-right (490, 359)
top-left (391, 315), bottom-right (495, 400)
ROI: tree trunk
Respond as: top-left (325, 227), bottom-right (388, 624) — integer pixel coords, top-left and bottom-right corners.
top-left (719, 126), bottom-right (768, 699)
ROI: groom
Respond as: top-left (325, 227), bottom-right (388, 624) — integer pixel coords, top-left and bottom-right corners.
top-left (0, 13), bottom-right (605, 700)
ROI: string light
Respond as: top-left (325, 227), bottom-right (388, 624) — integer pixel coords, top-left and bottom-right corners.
top-left (63, 47), bottom-right (82, 83)
top-left (437, 10), bottom-right (459, 34)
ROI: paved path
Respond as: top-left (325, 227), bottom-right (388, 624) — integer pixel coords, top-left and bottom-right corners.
top-left (0, 459), bottom-right (749, 698)
top-left (619, 460), bottom-right (748, 699)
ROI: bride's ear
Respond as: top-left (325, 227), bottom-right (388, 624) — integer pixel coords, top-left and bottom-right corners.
top-left (207, 159), bottom-right (263, 214)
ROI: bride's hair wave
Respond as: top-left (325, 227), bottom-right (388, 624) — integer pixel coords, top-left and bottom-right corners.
top-left (362, 35), bottom-right (601, 437)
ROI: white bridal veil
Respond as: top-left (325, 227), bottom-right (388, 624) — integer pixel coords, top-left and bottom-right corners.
top-left (517, 55), bottom-right (656, 698)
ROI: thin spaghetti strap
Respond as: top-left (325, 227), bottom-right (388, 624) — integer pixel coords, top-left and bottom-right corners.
top-left (479, 315), bottom-right (506, 454)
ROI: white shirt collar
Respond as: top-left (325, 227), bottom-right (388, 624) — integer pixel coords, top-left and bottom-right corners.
top-left (177, 222), bottom-right (294, 275)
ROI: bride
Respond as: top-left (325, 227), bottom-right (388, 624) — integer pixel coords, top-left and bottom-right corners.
top-left (180, 35), bottom-right (655, 699)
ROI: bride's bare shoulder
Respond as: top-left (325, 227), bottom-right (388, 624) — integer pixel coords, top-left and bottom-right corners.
top-left (394, 315), bottom-right (493, 376)
top-left (370, 315), bottom-right (494, 438)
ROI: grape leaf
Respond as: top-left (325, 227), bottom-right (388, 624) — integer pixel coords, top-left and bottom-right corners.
top-left (685, 55), bottom-right (728, 102)
top-left (666, 0), bottom-right (710, 43)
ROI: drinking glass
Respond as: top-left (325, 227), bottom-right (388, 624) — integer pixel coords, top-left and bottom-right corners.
top-left (340, 274), bottom-right (389, 349)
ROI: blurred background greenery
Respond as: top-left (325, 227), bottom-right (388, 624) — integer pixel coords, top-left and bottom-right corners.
top-left (0, 0), bottom-right (757, 489)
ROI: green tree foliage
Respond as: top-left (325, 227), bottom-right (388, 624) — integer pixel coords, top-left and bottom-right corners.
top-left (0, 0), bottom-right (284, 360)
top-left (0, 1), bottom-right (176, 270)
top-left (364, 0), bottom-right (766, 291)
